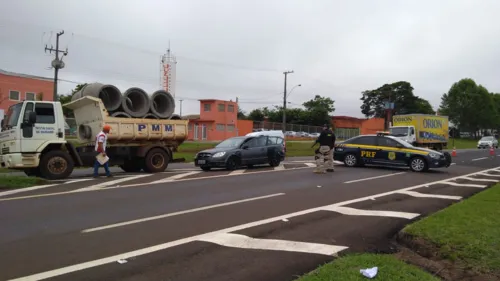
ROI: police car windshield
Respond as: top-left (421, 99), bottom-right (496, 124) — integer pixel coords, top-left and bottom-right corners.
top-left (480, 136), bottom-right (495, 141)
top-left (216, 137), bottom-right (246, 148)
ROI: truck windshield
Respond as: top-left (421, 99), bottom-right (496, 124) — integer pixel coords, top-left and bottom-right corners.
top-left (4, 103), bottom-right (23, 129)
top-left (389, 127), bottom-right (409, 137)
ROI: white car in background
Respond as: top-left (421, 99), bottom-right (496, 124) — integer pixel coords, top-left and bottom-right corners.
top-left (477, 136), bottom-right (498, 149)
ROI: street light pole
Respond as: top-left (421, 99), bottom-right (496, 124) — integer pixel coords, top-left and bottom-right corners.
top-left (282, 70), bottom-right (294, 132)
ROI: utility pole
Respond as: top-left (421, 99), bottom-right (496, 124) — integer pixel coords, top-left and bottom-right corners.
top-left (45, 30), bottom-right (68, 101)
top-left (282, 70), bottom-right (294, 132)
top-left (179, 99), bottom-right (183, 117)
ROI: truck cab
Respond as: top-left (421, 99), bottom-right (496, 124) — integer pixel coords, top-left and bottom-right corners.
top-left (389, 125), bottom-right (416, 145)
top-left (0, 100), bottom-right (66, 171)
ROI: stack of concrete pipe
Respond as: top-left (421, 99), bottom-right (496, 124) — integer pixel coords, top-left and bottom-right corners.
top-left (72, 83), bottom-right (177, 119)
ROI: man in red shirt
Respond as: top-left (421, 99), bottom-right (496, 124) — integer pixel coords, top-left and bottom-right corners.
top-left (93, 124), bottom-right (112, 178)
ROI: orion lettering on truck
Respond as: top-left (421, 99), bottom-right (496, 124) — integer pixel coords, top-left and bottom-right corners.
top-left (423, 119), bottom-right (443, 129)
top-left (138, 124), bottom-right (174, 132)
top-left (393, 116), bottom-right (413, 123)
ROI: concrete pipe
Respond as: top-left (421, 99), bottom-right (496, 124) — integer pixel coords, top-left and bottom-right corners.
top-left (150, 90), bottom-right (175, 119)
top-left (169, 114), bottom-right (181, 120)
top-left (143, 113), bottom-right (159, 119)
top-left (122, 87), bottom-right (151, 118)
top-left (72, 83), bottom-right (122, 112)
top-left (111, 111), bottom-right (132, 118)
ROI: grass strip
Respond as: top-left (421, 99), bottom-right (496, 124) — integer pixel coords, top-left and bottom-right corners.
top-left (403, 183), bottom-right (500, 275)
top-left (0, 176), bottom-right (48, 189)
top-left (295, 253), bottom-right (440, 281)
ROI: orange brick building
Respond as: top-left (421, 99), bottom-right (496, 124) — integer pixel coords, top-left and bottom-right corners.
top-left (187, 99), bottom-right (253, 141)
top-left (0, 69), bottom-right (54, 113)
top-left (332, 116), bottom-right (385, 139)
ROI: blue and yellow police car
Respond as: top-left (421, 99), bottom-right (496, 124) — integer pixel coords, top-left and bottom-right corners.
top-left (334, 132), bottom-right (452, 172)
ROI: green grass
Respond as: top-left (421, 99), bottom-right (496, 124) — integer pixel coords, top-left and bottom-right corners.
top-left (449, 138), bottom-right (477, 149)
top-left (403, 184), bottom-right (500, 274)
top-left (0, 176), bottom-right (47, 189)
top-left (295, 253), bottom-right (440, 281)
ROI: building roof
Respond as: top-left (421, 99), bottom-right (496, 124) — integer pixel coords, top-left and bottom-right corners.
top-left (198, 99), bottom-right (236, 103)
top-left (332, 115), bottom-right (364, 121)
top-left (0, 69), bottom-right (53, 82)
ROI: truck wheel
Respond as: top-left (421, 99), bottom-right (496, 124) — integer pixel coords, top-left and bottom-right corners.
top-left (120, 160), bottom-right (143, 173)
top-left (144, 148), bottom-right (169, 173)
top-left (409, 156), bottom-right (428, 172)
top-left (39, 150), bottom-right (74, 180)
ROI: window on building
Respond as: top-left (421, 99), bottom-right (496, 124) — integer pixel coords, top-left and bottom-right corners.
top-left (204, 104), bottom-right (211, 111)
top-left (35, 103), bottom-right (55, 124)
top-left (228, 104), bottom-right (234, 112)
top-left (216, 124), bottom-right (225, 131)
top-left (9, 90), bottom-right (20, 101)
top-left (227, 124), bottom-right (235, 132)
top-left (25, 92), bottom-right (36, 101)
top-left (218, 104), bottom-right (225, 112)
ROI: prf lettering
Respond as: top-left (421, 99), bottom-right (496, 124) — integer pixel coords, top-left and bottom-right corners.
top-left (361, 151), bottom-right (376, 157)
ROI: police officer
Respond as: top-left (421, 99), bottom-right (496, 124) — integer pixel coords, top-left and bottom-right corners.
top-left (313, 124), bottom-right (336, 173)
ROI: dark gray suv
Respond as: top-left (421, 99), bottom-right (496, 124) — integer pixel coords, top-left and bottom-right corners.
top-left (194, 135), bottom-right (286, 171)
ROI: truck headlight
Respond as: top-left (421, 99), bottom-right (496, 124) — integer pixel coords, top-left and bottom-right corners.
top-left (213, 152), bottom-right (226, 158)
top-left (429, 153), bottom-right (440, 159)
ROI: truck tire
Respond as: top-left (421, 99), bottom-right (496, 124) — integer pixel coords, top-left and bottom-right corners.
top-left (143, 148), bottom-right (169, 173)
top-left (39, 150), bottom-right (75, 180)
top-left (120, 159), bottom-right (143, 173)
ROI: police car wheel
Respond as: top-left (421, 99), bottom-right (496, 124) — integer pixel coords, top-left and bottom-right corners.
top-left (344, 153), bottom-right (358, 167)
top-left (409, 156), bottom-right (428, 172)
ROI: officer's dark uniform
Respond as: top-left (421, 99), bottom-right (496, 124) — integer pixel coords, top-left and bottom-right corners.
top-left (314, 124), bottom-right (336, 173)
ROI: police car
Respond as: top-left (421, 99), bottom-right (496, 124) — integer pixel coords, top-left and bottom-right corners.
top-left (334, 132), bottom-right (452, 172)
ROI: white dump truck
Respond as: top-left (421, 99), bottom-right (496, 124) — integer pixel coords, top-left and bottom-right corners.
top-left (0, 96), bottom-right (188, 180)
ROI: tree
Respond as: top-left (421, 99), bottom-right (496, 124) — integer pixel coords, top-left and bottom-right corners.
top-left (71, 83), bottom-right (87, 95)
top-left (237, 108), bottom-right (246, 119)
top-left (438, 78), bottom-right (497, 135)
top-left (302, 95), bottom-right (335, 125)
top-left (58, 83), bottom-right (88, 117)
top-left (360, 81), bottom-right (434, 117)
top-left (247, 108), bottom-right (265, 121)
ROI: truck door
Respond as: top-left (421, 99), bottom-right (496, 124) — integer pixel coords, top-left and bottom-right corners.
top-left (21, 103), bottom-right (59, 152)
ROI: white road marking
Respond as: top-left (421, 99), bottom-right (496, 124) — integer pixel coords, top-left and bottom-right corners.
top-left (149, 171), bottom-right (202, 184)
top-left (0, 167), bottom-right (311, 202)
top-left (0, 183), bottom-right (58, 197)
top-left (396, 190), bottom-right (462, 200)
top-left (72, 175), bottom-right (153, 192)
top-left (322, 206), bottom-right (419, 219)
top-left (305, 162), bottom-right (316, 167)
top-left (197, 233), bottom-right (347, 256)
top-left (460, 176), bottom-right (499, 183)
top-left (228, 169), bottom-right (246, 176)
top-left (472, 157), bottom-right (488, 161)
top-left (10, 166), bottom-right (500, 281)
top-left (451, 163), bottom-right (456, 165)
top-left (478, 172), bottom-right (500, 177)
top-left (64, 178), bottom-right (95, 184)
top-left (274, 164), bottom-right (285, 170)
top-left (439, 181), bottom-right (487, 188)
top-left (344, 172), bottom-right (406, 184)
top-left (81, 193), bottom-right (285, 233)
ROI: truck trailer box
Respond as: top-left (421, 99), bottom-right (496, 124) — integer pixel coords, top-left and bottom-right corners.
top-left (392, 114), bottom-right (449, 144)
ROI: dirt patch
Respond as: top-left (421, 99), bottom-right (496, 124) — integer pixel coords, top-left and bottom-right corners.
top-left (394, 231), bottom-right (500, 281)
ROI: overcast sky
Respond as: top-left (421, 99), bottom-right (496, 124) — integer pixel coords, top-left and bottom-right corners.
top-left (1, 0), bottom-right (500, 118)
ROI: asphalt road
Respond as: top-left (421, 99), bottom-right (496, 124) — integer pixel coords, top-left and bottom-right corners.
top-left (1, 148), bottom-right (499, 281)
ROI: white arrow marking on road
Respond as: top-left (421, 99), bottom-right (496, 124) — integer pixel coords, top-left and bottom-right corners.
top-left (344, 172), bottom-right (406, 184)
top-left (322, 206), bottom-right (420, 219)
top-left (472, 157), bottom-right (488, 161)
top-left (305, 162), bottom-right (316, 167)
top-left (396, 190), bottom-right (462, 200)
top-left (73, 175), bottom-right (153, 192)
top-left (274, 164), bottom-right (285, 170)
top-left (198, 233), bottom-right (348, 256)
top-left (478, 172), bottom-right (500, 177)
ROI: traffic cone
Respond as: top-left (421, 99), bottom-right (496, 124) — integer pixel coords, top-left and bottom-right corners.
top-left (490, 146), bottom-right (495, 156)
top-left (451, 147), bottom-right (457, 157)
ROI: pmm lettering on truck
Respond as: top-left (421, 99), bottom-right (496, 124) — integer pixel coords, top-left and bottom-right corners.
top-left (422, 119), bottom-right (443, 129)
top-left (393, 116), bottom-right (413, 123)
top-left (137, 124), bottom-right (173, 131)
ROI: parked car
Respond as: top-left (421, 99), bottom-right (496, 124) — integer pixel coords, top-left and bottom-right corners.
top-left (194, 135), bottom-right (286, 171)
top-left (477, 136), bottom-right (499, 149)
top-left (246, 130), bottom-right (286, 153)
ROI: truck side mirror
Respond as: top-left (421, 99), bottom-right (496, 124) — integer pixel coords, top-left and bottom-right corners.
top-left (28, 111), bottom-right (37, 124)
